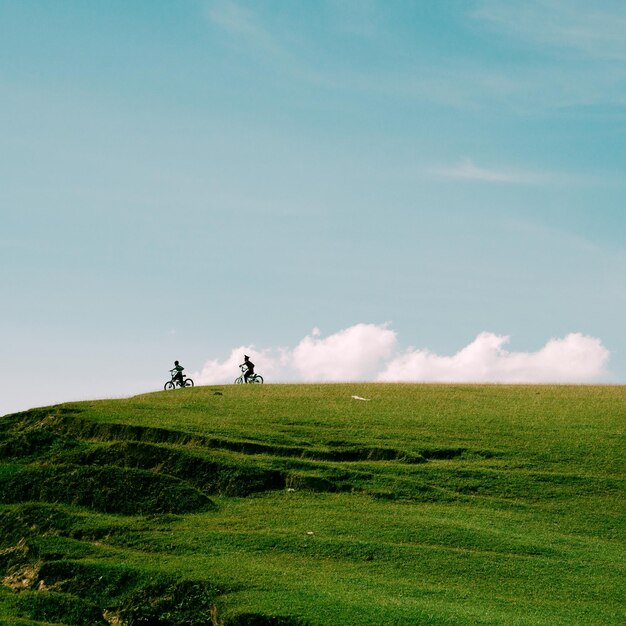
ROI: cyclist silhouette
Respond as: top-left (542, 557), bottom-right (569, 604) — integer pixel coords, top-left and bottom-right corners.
top-left (240, 355), bottom-right (255, 383)
top-left (170, 360), bottom-right (184, 386)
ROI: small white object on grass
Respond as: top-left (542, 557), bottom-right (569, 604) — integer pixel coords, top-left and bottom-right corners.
top-left (351, 395), bottom-right (371, 401)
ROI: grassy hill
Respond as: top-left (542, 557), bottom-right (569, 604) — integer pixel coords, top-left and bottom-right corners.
top-left (0, 383), bottom-right (624, 625)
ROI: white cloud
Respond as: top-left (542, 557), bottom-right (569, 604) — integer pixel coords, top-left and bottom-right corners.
top-left (206, 0), bottom-right (291, 65)
top-left (203, 1), bottom-right (626, 112)
top-left (474, 0), bottom-right (626, 61)
top-left (207, 0), bottom-right (260, 38)
top-left (196, 345), bottom-right (291, 385)
top-left (378, 332), bottom-right (609, 384)
top-left (433, 159), bottom-right (550, 184)
top-left (205, 0), bottom-right (336, 88)
top-left (292, 323), bottom-right (397, 381)
top-left (196, 325), bottom-right (610, 385)
top-left (196, 324), bottom-right (397, 385)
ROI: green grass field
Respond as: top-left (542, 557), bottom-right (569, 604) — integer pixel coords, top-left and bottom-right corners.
top-left (1, 383), bottom-right (624, 625)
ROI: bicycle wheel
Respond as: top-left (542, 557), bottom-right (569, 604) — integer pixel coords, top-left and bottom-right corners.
top-left (164, 381), bottom-right (175, 391)
top-left (184, 378), bottom-right (194, 387)
top-left (252, 375), bottom-right (263, 384)
top-left (234, 376), bottom-right (244, 384)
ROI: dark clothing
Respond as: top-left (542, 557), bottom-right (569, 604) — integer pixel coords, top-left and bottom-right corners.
top-left (243, 359), bottom-right (254, 382)
top-left (172, 364), bottom-right (184, 385)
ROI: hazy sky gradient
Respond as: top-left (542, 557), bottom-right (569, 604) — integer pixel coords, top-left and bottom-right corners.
top-left (2, 1), bottom-right (625, 415)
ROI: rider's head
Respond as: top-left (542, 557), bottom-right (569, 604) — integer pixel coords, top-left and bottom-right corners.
top-left (174, 360), bottom-right (179, 365)
top-left (244, 355), bottom-right (249, 360)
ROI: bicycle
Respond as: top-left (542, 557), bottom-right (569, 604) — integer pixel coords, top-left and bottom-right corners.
top-left (164, 370), bottom-right (194, 390)
top-left (234, 365), bottom-right (263, 384)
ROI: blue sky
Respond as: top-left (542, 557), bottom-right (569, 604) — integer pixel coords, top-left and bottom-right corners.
top-left (1, 0), bottom-right (625, 414)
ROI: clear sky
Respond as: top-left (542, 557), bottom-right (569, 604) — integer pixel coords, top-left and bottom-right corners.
top-left (2, 0), bottom-right (625, 415)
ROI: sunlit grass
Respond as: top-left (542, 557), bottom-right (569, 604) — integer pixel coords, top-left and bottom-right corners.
top-left (1, 384), bottom-right (624, 624)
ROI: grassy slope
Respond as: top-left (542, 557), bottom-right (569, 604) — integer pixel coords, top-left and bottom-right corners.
top-left (0, 383), bottom-right (625, 625)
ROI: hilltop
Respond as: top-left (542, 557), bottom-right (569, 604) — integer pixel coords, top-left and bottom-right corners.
top-left (0, 383), bottom-right (625, 625)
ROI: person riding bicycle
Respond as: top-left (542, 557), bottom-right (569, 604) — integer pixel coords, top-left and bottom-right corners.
top-left (240, 355), bottom-right (255, 383)
top-left (170, 360), bottom-right (185, 386)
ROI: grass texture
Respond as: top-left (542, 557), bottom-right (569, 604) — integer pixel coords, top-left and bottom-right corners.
top-left (0, 383), bottom-right (624, 625)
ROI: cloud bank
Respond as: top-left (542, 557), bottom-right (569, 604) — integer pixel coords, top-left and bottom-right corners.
top-left (378, 331), bottom-right (609, 384)
top-left (196, 324), bottom-right (610, 385)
